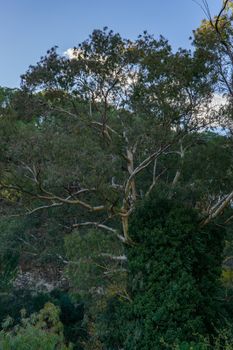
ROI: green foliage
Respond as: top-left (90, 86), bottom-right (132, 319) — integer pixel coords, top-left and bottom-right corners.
top-left (102, 195), bottom-right (226, 349)
top-left (0, 289), bottom-right (86, 350)
top-left (193, 2), bottom-right (233, 101)
top-left (0, 303), bottom-right (72, 350)
top-left (65, 228), bottom-right (126, 303)
top-left (51, 290), bottom-right (86, 350)
top-left (182, 134), bottom-right (233, 196)
top-left (0, 212), bottom-right (66, 291)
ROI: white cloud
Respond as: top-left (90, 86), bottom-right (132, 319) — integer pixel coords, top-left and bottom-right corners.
top-left (64, 48), bottom-right (81, 59)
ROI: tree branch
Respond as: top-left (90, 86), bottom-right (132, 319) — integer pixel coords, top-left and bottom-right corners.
top-left (25, 202), bottom-right (63, 215)
top-left (201, 190), bottom-right (233, 226)
top-left (124, 144), bottom-right (170, 197)
top-left (72, 221), bottom-right (117, 233)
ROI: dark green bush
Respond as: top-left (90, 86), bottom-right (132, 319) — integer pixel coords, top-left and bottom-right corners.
top-left (102, 195), bottom-right (227, 349)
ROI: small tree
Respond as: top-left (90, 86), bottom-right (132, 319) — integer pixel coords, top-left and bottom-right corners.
top-left (0, 303), bottom-right (72, 350)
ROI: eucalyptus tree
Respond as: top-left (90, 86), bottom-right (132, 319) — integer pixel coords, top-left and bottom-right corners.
top-left (1, 26), bottom-right (232, 349)
top-left (193, 0), bottom-right (233, 225)
top-left (0, 29), bottom-right (214, 242)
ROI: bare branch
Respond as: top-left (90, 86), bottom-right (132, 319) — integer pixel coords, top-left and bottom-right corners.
top-left (145, 158), bottom-right (157, 198)
top-left (124, 144), bottom-right (170, 197)
top-left (224, 213), bottom-right (233, 224)
top-left (0, 182), bottom-right (105, 213)
top-left (192, 0), bottom-right (210, 18)
top-left (72, 221), bottom-right (126, 242)
top-left (145, 161), bottom-right (167, 197)
top-left (25, 202), bottom-right (63, 215)
top-left (72, 221), bottom-right (117, 233)
top-left (201, 190), bottom-right (233, 226)
top-left (91, 121), bottom-right (119, 136)
top-left (36, 193), bottom-right (106, 212)
top-left (171, 141), bottom-right (185, 188)
top-left (100, 253), bottom-right (127, 261)
top-left (215, 0), bottom-right (230, 33)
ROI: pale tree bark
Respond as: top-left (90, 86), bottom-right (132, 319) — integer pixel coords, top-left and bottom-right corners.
top-left (171, 141), bottom-right (185, 189)
top-left (201, 190), bottom-right (233, 226)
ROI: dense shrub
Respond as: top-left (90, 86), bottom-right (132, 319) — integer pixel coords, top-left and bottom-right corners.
top-left (102, 195), bottom-right (227, 349)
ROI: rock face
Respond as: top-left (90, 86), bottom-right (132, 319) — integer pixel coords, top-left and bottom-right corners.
top-left (13, 265), bottom-right (69, 292)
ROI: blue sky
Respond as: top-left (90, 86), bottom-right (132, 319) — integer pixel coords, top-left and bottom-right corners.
top-left (0, 0), bottom-right (221, 88)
